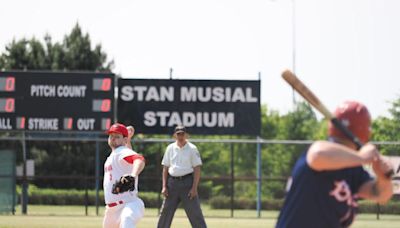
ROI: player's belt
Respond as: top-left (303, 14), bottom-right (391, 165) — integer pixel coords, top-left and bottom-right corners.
top-left (107, 200), bottom-right (124, 207)
top-left (170, 173), bottom-right (193, 180)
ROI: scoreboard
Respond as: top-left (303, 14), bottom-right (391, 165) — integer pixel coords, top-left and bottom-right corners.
top-left (0, 71), bottom-right (115, 132)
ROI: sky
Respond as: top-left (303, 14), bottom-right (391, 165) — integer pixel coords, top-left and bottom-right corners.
top-left (1, 0), bottom-right (399, 119)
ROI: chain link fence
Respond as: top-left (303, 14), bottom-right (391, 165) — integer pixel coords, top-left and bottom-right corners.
top-left (0, 132), bottom-right (399, 217)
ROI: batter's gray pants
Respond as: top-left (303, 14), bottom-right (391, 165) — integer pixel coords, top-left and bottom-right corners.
top-left (157, 175), bottom-right (207, 228)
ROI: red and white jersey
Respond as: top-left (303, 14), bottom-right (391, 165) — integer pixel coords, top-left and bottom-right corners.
top-left (103, 146), bottom-right (140, 204)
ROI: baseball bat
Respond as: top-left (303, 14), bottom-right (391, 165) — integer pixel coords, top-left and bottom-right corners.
top-left (281, 69), bottom-right (393, 178)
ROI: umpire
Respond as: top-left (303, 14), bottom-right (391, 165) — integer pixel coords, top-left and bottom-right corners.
top-left (157, 125), bottom-right (207, 228)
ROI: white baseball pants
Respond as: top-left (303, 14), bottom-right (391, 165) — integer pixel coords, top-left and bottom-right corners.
top-left (103, 197), bottom-right (145, 228)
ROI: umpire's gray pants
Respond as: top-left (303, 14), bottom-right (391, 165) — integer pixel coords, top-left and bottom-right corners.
top-left (157, 175), bottom-right (207, 228)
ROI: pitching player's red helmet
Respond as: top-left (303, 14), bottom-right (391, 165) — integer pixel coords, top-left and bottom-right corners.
top-left (328, 101), bottom-right (371, 144)
top-left (107, 123), bottom-right (128, 137)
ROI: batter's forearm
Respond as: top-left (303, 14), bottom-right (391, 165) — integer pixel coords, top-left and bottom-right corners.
top-left (374, 178), bottom-right (393, 204)
top-left (307, 141), bottom-right (367, 171)
top-left (358, 178), bottom-right (393, 204)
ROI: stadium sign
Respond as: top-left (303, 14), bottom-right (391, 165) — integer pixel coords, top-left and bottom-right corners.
top-left (118, 79), bottom-right (260, 135)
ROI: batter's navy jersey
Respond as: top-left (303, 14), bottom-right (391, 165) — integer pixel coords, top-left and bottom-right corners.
top-left (276, 151), bottom-right (372, 228)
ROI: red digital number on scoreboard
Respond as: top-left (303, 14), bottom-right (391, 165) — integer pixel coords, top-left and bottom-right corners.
top-left (93, 99), bottom-right (111, 112)
top-left (0, 76), bottom-right (15, 92)
top-left (5, 98), bottom-right (14, 112)
top-left (0, 98), bottom-right (15, 112)
top-left (101, 78), bottom-right (111, 91)
top-left (6, 77), bottom-right (15, 91)
top-left (101, 99), bottom-right (111, 112)
top-left (93, 78), bottom-right (112, 91)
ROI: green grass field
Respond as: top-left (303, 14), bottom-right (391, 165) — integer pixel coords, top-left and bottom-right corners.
top-left (1, 205), bottom-right (400, 228)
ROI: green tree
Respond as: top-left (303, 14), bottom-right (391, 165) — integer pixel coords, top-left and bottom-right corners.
top-left (278, 102), bottom-right (319, 140)
top-left (0, 23), bottom-right (113, 71)
top-left (372, 96), bottom-right (400, 156)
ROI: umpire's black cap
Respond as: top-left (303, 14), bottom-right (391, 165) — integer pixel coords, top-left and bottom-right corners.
top-left (174, 125), bottom-right (187, 134)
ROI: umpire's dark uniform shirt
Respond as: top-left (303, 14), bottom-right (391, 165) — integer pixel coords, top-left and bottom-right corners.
top-left (276, 152), bottom-right (371, 228)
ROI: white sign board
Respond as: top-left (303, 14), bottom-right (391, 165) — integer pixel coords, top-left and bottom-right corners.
top-left (388, 156), bottom-right (400, 178)
top-left (388, 156), bottom-right (400, 195)
top-left (16, 159), bottom-right (35, 177)
top-left (392, 180), bottom-right (400, 195)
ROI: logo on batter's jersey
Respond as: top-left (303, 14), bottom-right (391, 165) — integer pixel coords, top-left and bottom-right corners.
top-left (329, 180), bottom-right (358, 226)
top-left (329, 180), bottom-right (357, 207)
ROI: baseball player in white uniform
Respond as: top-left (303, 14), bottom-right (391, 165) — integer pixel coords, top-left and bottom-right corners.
top-left (103, 123), bottom-right (146, 228)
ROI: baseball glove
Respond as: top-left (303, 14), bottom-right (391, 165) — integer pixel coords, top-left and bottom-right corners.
top-left (112, 175), bottom-right (135, 194)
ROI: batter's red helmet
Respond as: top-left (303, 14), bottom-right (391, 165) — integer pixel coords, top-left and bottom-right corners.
top-left (328, 101), bottom-right (371, 144)
top-left (107, 123), bottom-right (128, 137)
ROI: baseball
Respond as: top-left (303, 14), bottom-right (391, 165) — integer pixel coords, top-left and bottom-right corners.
top-left (127, 126), bottom-right (135, 137)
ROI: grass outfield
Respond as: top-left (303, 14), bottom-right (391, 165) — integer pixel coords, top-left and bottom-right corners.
top-left (0, 205), bottom-right (400, 228)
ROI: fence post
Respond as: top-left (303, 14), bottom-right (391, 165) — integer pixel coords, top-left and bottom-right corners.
top-left (85, 177), bottom-right (88, 216)
top-left (21, 131), bottom-right (28, 215)
top-left (95, 139), bottom-right (100, 216)
top-left (230, 142), bottom-right (234, 218)
top-left (256, 136), bottom-right (262, 218)
top-left (376, 203), bottom-right (380, 220)
top-left (157, 142), bottom-right (162, 215)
